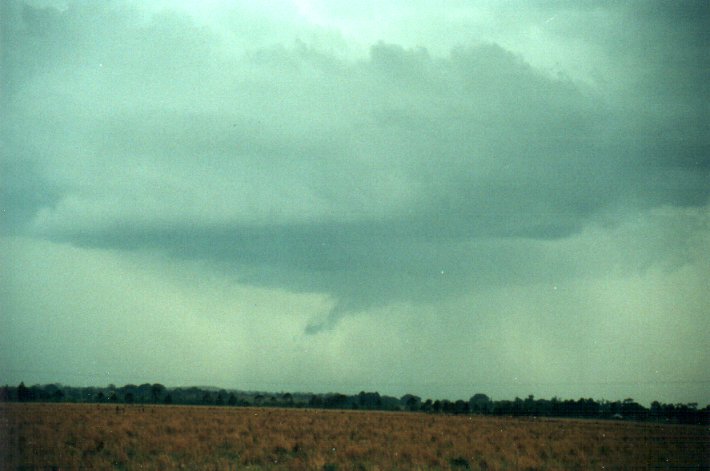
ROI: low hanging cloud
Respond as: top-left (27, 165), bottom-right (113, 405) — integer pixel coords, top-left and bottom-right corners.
top-left (2, 0), bottom-right (708, 334)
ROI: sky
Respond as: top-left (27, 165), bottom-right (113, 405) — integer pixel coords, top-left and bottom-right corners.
top-left (1, 0), bottom-right (708, 406)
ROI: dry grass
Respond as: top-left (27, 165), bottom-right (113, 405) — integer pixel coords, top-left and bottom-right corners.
top-left (1, 403), bottom-right (707, 470)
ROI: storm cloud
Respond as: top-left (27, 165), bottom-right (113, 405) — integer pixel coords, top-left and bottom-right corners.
top-left (1, 1), bottom-right (708, 403)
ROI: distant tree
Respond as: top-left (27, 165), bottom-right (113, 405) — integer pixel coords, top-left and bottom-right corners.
top-left (216, 390), bottom-right (225, 406)
top-left (401, 394), bottom-right (421, 412)
top-left (41, 384), bottom-right (61, 402)
top-left (17, 382), bottom-right (31, 402)
top-left (121, 385), bottom-right (138, 404)
top-left (493, 400), bottom-right (513, 416)
top-left (308, 395), bottom-right (323, 408)
top-left (608, 400), bottom-right (622, 416)
top-left (523, 395), bottom-right (536, 416)
top-left (282, 393), bottom-right (293, 406)
top-left (227, 393), bottom-right (237, 406)
top-left (137, 383), bottom-right (153, 403)
top-left (534, 398), bottom-right (553, 417)
top-left (673, 403), bottom-right (699, 424)
top-left (577, 398), bottom-right (599, 418)
top-left (96, 391), bottom-right (105, 403)
top-left (649, 400), bottom-right (662, 420)
top-left (202, 392), bottom-right (212, 405)
top-left (324, 393), bottom-right (350, 409)
top-left (421, 399), bottom-right (433, 413)
top-left (621, 398), bottom-right (647, 420)
top-left (441, 400), bottom-right (454, 414)
top-left (151, 384), bottom-right (166, 403)
top-left (469, 393), bottom-right (491, 414)
top-left (163, 393), bottom-right (173, 405)
top-left (452, 400), bottom-right (469, 415)
top-left (358, 391), bottom-right (382, 410)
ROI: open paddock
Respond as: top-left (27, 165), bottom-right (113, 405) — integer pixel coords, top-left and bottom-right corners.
top-left (1, 403), bottom-right (707, 469)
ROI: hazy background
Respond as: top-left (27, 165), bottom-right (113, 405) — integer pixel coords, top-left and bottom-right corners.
top-left (1, 0), bottom-right (708, 405)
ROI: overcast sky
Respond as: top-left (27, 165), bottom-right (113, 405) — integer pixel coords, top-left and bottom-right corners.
top-left (1, 0), bottom-right (708, 406)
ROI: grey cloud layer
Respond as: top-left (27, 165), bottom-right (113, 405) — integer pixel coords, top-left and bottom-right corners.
top-left (2, 1), bottom-right (708, 331)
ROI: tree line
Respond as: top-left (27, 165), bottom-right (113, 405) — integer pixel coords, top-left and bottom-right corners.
top-left (2, 382), bottom-right (707, 425)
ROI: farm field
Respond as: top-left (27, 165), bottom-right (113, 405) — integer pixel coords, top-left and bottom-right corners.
top-left (1, 403), bottom-right (707, 470)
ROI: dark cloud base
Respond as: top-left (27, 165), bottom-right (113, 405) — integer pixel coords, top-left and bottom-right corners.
top-left (1, 0), bottom-right (708, 334)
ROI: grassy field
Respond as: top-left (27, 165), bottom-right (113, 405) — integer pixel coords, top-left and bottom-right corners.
top-left (0, 403), bottom-right (707, 470)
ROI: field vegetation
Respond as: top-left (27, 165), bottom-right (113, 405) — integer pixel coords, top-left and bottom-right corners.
top-left (1, 403), bottom-right (707, 470)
